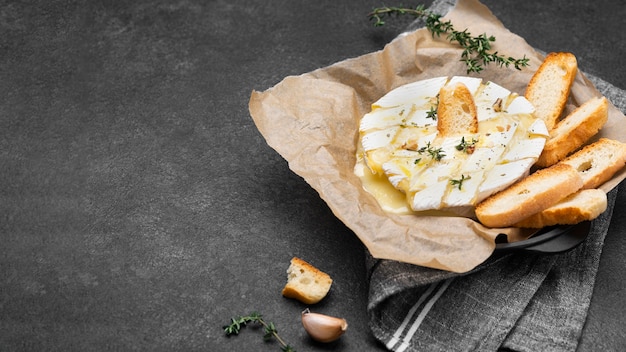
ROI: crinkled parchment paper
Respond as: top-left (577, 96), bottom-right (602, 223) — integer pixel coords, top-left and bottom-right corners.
top-left (248, 0), bottom-right (626, 272)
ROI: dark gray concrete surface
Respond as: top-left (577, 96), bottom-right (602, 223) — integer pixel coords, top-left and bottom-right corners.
top-left (1, 0), bottom-right (625, 351)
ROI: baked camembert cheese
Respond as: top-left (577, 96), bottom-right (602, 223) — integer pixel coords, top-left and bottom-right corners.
top-left (355, 76), bottom-right (549, 216)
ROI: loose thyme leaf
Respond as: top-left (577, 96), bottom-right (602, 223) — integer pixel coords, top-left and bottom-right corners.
top-left (368, 4), bottom-right (530, 73)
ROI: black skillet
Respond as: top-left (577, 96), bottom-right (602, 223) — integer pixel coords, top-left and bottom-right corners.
top-left (494, 221), bottom-right (591, 254)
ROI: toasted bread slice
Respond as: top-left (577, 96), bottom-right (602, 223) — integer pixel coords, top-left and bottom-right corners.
top-left (525, 52), bottom-right (578, 131)
top-left (281, 257), bottom-right (332, 304)
top-left (513, 189), bottom-right (607, 228)
top-left (475, 163), bottom-right (583, 228)
top-left (536, 96), bottom-right (609, 167)
top-left (559, 138), bottom-right (626, 189)
top-left (437, 82), bottom-right (478, 136)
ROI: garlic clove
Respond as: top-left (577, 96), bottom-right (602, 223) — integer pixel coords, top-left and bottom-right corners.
top-left (301, 308), bottom-right (348, 343)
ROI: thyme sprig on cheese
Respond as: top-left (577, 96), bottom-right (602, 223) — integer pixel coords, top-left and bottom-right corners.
top-left (368, 4), bottom-right (530, 73)
top-left (455, 136), bottom-right (478, 154)
top-left (426, 94), bottom-right (439, 120)
top-left (450, 174), bottom-right (471, 190)
top-left (426, 105), bottom-right (438, 120)
top-left (418, 141), bottom-right (446, 161)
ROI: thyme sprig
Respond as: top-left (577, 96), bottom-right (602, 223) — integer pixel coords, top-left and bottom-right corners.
top-left (426, 95), bottom-right (439, 120)
top-left (368, 4), bottom-right (432, 27)
top-left (426, 105), bottom-right (437, 120)
top-left (368, 4), bottom-right (530, 73)
top-left (450, 174), bottom-right (471, 190)
top-left (223, 312), bottom-right (296, 352)
top-left (418, 141), bottom-right (445, 161)
top-left (455, 136), bottom-right (478, 154)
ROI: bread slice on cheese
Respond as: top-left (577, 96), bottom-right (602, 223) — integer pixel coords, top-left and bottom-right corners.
top-left (513, 189), bottom-right (607, 228)
top-left (475, 163), bottom-right (583, 228)
top-left (535, 96), bottom-right (608, 167)
top-left (437, 82), bottom-right (478, 136)
top-left (525, 52), bottom-right (578, 131)
top-left (559, 138), bottom-right (626, 189)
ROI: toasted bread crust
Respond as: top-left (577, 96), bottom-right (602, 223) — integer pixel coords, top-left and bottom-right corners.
top-left (475, 163), bottom-right (583, 228)
top-left (536, 96), bottom-right (609, 167)
top-left (437, 82), bottom-right (478, 136)
top-left (281, 257), bottom-right (332, 304)
top-left (525, 52), bottom-right (578, 131)
top-left (513, 189), bottom-right (607, 228)
top-left (560, 137), bottom-right (626, 189)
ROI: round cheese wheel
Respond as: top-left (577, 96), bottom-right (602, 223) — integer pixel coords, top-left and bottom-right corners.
top-left (357, 76), bottom-right (549, 215)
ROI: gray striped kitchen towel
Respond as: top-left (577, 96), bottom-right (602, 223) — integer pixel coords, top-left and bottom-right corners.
top-left (367, 185), bottom-right (618, 352)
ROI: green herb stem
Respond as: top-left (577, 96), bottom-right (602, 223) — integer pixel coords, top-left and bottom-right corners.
top-left (223, 312), bottom-right (296, 352)
top-left (418, 141), bottom-right (446, 161)
top-left (455, 136), bottom-right (478, 154)
top-left (368, 4), bottom-right (529, 73)
top-left (450, 174), bottom-right (471, 190)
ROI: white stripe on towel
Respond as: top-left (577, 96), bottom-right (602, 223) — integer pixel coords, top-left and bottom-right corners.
top-left (388, 278), bottom-right (454, 352)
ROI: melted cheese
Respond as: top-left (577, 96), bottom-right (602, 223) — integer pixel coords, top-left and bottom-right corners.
top-left (356, 76), bottom-right (548, 215)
